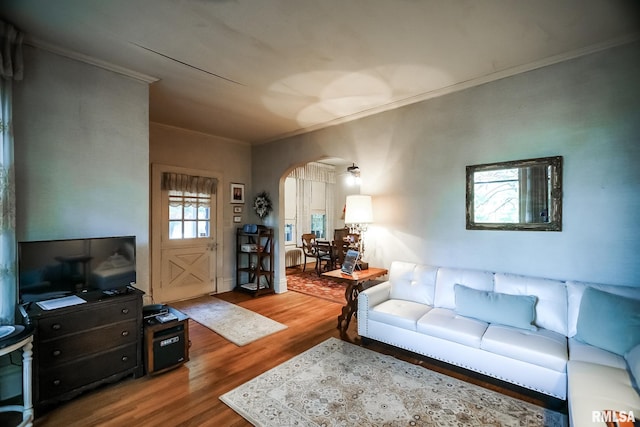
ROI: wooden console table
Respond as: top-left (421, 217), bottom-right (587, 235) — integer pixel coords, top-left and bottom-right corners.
top-left (0, 326), bottom-right (34, 427)
top-left (321, 267), bottom-right (388, 338)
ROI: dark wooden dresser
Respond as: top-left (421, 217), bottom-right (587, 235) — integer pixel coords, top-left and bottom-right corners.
top-left (25, 287), bottom-right (144, 414)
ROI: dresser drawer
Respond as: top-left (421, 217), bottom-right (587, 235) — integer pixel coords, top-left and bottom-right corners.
top-left (39, 343), bottom-right (138, 401)
top-left (38, 319), bottom-right (139, 366)
top-left (38, 298), bottom-right (138, 339)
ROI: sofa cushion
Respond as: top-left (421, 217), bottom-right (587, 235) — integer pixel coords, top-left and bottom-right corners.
top-left (568, 338), bottom-right (626, 369)
top-left (568, 360), bottom-right (640, 427)
top-left (480, 324), bottom-right (568, 372)
top-left (434, 267), bottom-right (494, 309)
top-left (416, 307), bottom-right (488, 348)
top-left (454, 284), bottom-right (537, 331)
top-left (625, 344), bottom-right (640, 395)
top-left (567, 281), bottom-right (640, 338)
top-left (368, 299), bottom-right (432, 331)
top-left (388, 262), bottom-right (438, 305)
top-left (494, 273), bottom-right (568, 336)
top-left (575, 287), bottom-right (640, 356)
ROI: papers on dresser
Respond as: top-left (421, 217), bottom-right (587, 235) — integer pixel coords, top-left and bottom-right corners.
top-left (36, 295), bottom-right (87, 311)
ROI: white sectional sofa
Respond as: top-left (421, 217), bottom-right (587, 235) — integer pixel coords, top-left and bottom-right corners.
top-left (357, 261), bottom-right (640, 427)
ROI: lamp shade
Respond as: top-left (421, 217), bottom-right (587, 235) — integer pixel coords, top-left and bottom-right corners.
top-left (345, 195), bottom-right (373, 224)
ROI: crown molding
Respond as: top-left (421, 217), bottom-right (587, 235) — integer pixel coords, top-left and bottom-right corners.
top-left (257, 33), bottom-right (640, 145)
top-left (25, 36), bottom-right (158, 84)
top-left (150, 121), bottom-right (250, 146)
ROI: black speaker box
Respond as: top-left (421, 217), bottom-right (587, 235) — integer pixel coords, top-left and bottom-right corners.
top-left (148, 323), bottom-right (186, 373)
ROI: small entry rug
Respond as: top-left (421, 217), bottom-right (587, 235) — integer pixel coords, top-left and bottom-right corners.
top-left (179, 297), bottom-right (287, 346)
top-left (220, 338), bottom-right (567, 426)
top-left (286, 270), bottom-right (346, 304)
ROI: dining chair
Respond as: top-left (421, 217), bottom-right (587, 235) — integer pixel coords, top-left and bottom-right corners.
top-left (332, 230), bottom-right (359, 269)
top-left (314, 239), bottom-right (334, 274)
top-left (301, 233), bottom-right (319, 272)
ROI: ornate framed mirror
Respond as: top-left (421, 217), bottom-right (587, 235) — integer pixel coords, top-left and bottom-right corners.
top-left (466, 156), bottom-right (562, 231)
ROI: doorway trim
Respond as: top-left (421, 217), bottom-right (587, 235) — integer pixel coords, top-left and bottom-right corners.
top-left (150, 163), bottom-right (224, 302)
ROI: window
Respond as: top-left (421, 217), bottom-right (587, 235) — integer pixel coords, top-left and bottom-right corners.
top-left (168, 190), bottom-right (211, 239)
top-left (284, 223), bottom-right (295, 243)
top-left (311, 213), bottom-right (326, 238)
top-left (310, 181), bottom-right (327, 238)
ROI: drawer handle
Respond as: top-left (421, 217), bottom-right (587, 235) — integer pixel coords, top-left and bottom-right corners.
top-left (53, 379), bottom-right (61, 387)
top-left (121, 331), bottom-right (129, 337)
top-left (121, 356), bottom-right (129, 362)
top-left (121, 308), bottom-right (129, 315)
top-left (52, 323), bottom-right (61, 331)
top-left (52, 350), bottom-right (61, 357)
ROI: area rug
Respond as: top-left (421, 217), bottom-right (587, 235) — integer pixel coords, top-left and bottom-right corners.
top-left (220, 338), bottom-right (567, 426)
top-left (178, 297), bottom-right (287, 346)
top-left (286, 270), bottom-right (346, 304)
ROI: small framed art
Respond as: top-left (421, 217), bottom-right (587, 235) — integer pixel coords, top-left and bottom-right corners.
top-left (233, 205), bottom-right (243, 214)
top-left (231, 183), bottom-right (245, 204)
top-left (233, 216), bottom-right (242, 223)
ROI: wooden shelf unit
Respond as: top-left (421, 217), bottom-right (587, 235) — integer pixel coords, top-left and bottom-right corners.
top-left (235, 226), bottom-right (275, 296)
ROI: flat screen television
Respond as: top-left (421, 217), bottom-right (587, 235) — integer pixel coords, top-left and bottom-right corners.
top-left (18, 236), bottom-right (137, 303)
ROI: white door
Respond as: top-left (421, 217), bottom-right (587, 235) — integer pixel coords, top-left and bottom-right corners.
top-left (151, 165), bottom-right (221, 303)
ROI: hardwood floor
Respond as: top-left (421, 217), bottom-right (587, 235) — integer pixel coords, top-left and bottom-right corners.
top-left (33, 289), bottom-right (565, 426)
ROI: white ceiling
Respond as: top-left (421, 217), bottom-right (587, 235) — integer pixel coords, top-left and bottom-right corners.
top-left (1, 0), bottom-right (639, 144)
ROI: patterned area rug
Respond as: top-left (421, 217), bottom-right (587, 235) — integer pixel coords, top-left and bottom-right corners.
top-left (286, 270), bottom-right (346, 304)
top-left (220, 338), bottom-right (567, 426)
top-left (178, 297), bottom-right (287, 346)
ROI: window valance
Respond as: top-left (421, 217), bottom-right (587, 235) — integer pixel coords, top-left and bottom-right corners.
top-left (288, 162), bottom-right (336, 184)
top-left (162, 172), bottom-right (217, 195)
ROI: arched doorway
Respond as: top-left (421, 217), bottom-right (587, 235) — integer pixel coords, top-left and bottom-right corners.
top-left (281, 158), bottom-right (360, 284)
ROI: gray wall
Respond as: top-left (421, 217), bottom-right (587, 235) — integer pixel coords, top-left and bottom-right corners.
top-left (149, 122), bottom-right (252, 291)
top-left (14, 46), bottom-right (151, 294)
top-left (254, 41), bottom-right (640, 288)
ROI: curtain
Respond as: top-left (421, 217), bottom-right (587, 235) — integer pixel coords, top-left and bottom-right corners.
top-left (162, 173), bottom-right (218, 212)
top-left (162, 172), bottom-right (217, 195)
top-left (0, 20), bottom-right (23, 324)
top-left (288, 162), bottom-right (336, 183)
top-left (326, 182), bottom-right (335, 239)
top-left (290, 162), bottom-right (336, 245)
top-left (296, 179), bottom-right (311, 243)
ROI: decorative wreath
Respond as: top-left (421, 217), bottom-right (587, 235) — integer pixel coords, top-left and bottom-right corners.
top-left (253, 191), bottom-right (273, 219)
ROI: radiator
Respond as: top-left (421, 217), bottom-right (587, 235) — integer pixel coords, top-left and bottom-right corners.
top-left (285, 247), bottom-right (303, 267)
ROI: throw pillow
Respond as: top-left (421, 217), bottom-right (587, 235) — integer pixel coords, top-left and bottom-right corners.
top-left (454, 284), bottom-right (538, 331)
top-left (575, 287), bottom-right (640, 356)
top-left (625, 344), bottom-right (640, 395)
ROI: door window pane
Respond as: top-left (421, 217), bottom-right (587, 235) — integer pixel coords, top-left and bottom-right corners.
top-left (168, 190), bottom-right (211, 240)
top-left (184, 221), bottom-right (197, 238)
top-left (198, 206), bottom-right (210, 220)
top-left (169, 221), bottom-right (183, 239)
top-left (169, 205), bottom-right (182, 220)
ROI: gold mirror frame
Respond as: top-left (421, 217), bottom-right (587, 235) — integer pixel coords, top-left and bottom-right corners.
top-left (466, 156), bottom-right (563, 231)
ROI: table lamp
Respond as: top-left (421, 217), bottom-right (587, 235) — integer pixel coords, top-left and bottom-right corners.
top-left (344, 194), bottom-right (373, 268)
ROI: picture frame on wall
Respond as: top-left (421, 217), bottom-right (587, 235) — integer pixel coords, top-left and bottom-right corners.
top-left (231, 183), bottom-right (245, 204)
top-left (233, 216), bottom-right (242, 223)
top-left (233, 206), bottom-right (243, 214)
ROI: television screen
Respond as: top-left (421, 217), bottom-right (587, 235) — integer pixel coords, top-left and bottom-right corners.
top-left (18, 236), bottom-right (136, 303)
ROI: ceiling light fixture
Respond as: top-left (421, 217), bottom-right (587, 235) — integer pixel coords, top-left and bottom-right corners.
top-left (346, 163), bottom-right (361, 186)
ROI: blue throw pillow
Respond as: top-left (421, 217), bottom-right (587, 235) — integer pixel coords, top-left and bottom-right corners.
top-left (575, 287), bottom-right (640, 356)
top-left (626, 344), bottom-right (640, 395)
top-left (454, 284), bottom-right (537, 331)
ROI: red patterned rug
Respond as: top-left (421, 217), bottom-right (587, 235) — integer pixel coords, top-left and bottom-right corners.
top-left (286, 269), bottom-right (346, 304)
